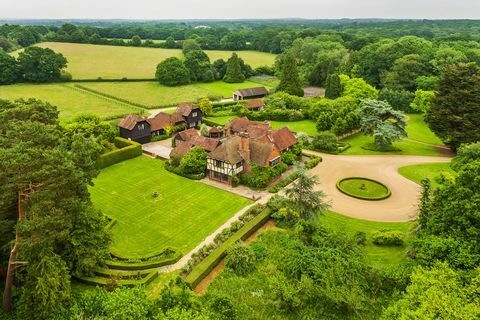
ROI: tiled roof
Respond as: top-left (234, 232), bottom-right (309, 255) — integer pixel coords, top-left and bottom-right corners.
top-left (176, 103), bottom-right (199, 117)
top-left (118, 114), bottom-right (144, 130)
top-left (234, 87), bottom-right (268, 97)
top-left (244, 99), bottom-right (265, 108)
top-left (177, 128), bottom-right (199, 141)
top-left (272, 127), bottom-right (297, 151)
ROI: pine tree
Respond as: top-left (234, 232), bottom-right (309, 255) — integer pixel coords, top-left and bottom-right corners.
top-left (324, 73), bottom-right (342, 99)
top-left (276, 51), bottom-right (304, 97)
top-left (223, 53), bottom-right (245, 83)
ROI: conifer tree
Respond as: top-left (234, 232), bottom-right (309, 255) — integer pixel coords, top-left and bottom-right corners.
top-left (276, 51), bottom-right (304, 97)
top-left (223, 53), bottom-right (245, 83)
top-left (324, 73), bottom-right (342, 99)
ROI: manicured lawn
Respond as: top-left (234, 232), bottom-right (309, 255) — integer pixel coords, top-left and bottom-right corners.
top-left (337, 178), bottom-right (390, 200)
top-left (321, 211), bottom-right (413, 267)
top-left (270, 120), bottom-right (317, 135)
top-left (15, 42), bottom-right (276, 79)
top-left (398, 162), bottom-right (455, 189)
top-left (89, 156), bottom-right (252, 258)
top-left (78, 80), bottom-right (272, 107)
top-left (406, 114), bottom-right (444, 145)
top-left (0, 83), bottom-right (141, 122)
top-left (341, 133), bottom-right (446, 156)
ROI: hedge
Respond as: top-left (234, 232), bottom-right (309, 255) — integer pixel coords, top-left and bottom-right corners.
top-left (202, 118), bottom-right (225, 127)
top-left (185, 208), bottom-right (272, 289)
top-left (164, 162), bottom-right (206, 180)
top-left (372, 230), bottom-right (404, 246)
top-left (302, 152), bottom-right (322, 169)
top-left (94, 268), bottom-right (153, 280)
top-left (105, 251), bottom-right (182, 270)
top-left (76, 270), bottom-right (158, 287)
top-left (336, 177), bottom-right (392, 201)
top-left (96, 137), bottom-right (142, 169)
top-left (110, 247), bottom-right (178, 262)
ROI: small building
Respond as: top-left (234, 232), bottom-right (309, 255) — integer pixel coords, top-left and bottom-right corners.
top-left (209, 126), bottom-right (223, 139)
top-left (118, 114), bottom-right (151, 144)
top-left (233, 87), bottom-right (268, 101)
top-left (173, 128), bottom-right (199, 147)
top-left (148, 112), bottom-right (186, 136)
top-left (176, 103), bottom-right (203, 128)
top-left (224, 117), bottom-right (270, 138)
top-left (170, 135), bottom-right (220, 159)
top-left (244, 99), bottom-right (265, 111)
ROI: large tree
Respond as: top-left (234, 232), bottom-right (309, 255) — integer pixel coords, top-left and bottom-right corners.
top-left (276, 51), bottom-right (304, 97)
top-left (426, 63), bottom-right (480, 151)
top-left (156, 57), bottom-right (190, 86)
top-left (0, 51), bottom-right (19, 84)
top-left (0, 99), bottom-right (110, 318)
top-left (382, 54), bottom-right (427, 91)
top-left (184, 50), bottom-right (215, 83)
top-left (17, 46), bottom-right (67, 83)
top-left (358, 99), bottom-right (407, 149)
top-left (223, 53), bottom-right (245, 83)
top-left (324, 73), bottom-right (342, 99)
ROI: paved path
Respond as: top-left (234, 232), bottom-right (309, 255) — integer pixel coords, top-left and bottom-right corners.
top-left (306, 151), bottom-right (451, 222)
top-left (142, 139), bottom-right (173, 159)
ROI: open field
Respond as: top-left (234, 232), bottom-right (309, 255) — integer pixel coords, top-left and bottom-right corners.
top-left (89, 156), bottom-right (252, 258)
top-left (398, 162), bottom-right (455, 189)
top-left (406, 114), bottom-right (444, 145)
top-left (14, 42), bottom-right (276, 79)
top-left (321, 211), bottom-right (413, 267)
top-left (0, 83), bottom-right (141, 122)
top-left (79, 80), bottom-right (270, 106)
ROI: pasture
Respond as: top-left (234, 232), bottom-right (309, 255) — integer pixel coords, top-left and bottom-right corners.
top-left (0, 83), bottom-right (141, 122)
top-left (16, 42), bottom-right (276, 79)
top-left (89, 156), bottom-right (252, 258)
top-left (78, 80), bottom-right (270, 107)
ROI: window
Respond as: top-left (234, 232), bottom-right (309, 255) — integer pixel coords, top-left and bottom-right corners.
top-left (236, 161), bottom-right (242, 168)
top-left (192, 112), bottom-right (198, 117)
top-left (269, 156), bottom-right (281, 167)
top-left (138, 123), bottom-right (145, 130)
top-left (215, 160), bottom-right (222, 167)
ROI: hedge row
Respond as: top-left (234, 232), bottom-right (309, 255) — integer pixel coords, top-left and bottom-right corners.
top-left (105, 251), bottom-right (182, 271)
top-left (94, 268), bottom-right (153, 280)
top-left (73, 78), bottom-right (156, 83)
top-left (76, 270), bottom-right (158, 287)
top-left (164, 162), bottom-right (205, 180)
top-left (202, 118), bottom-right (225, 128)
top-left (268, 171), bottom-right (300, 193)
top-left (185, 208), bottom-right (272, 289)
top-left (303, 152), bottom-right (322, 169)
top-left (110, 247), bottom-right (178, 262)
top-left (96, 137), bottom-right (142, 169)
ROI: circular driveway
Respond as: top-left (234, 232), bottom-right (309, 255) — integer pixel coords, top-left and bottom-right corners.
top-left (307, 152), bottom-right (451, 222)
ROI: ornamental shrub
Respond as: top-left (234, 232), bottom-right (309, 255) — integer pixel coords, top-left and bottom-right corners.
top-left (311, 133), bottom-right (338, 153)
top-left (225, 242), bottom-right (256, 276)
top-left (372, 230), bottom-right (404, 246)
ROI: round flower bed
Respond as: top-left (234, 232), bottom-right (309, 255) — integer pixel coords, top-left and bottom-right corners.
top-left (336, 177), bottom-right (391, 201)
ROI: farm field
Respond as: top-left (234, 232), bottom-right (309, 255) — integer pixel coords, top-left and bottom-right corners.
top-left (89, 156), bottom-right (252, 258)
top-left (15, 42), bottom-right (276, 79)
top-left (398, 162), bottom-right (455, 189)
top-left (0, 83), bottom-right (141, 121)
top-left (79, 80), bottom-right (270, 107)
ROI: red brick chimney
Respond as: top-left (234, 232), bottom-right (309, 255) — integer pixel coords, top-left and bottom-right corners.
top-left (238, 134), bottom-right (251, 174)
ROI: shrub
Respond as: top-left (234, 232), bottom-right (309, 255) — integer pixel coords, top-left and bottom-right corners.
top-left (354, 231), bottom-right (367, 245)
top-left (179, 147), bottom-right (207, 175)
top-left (372, 230), bottom-right (404, 246)
top-left (96, 137), bottom-right (142, 169)
top-left (225, 242), bottom-right (256, 276)
top-left (311, 133), bottom-right (338, 153)
top-left (302, 152), bottom-right (322, 169)
top-left (151, 134), bottom-right (169, 142)
top-left (155, 57), bottom-right (190, 86)
top-left (268, 171), bottom-right (300, 193)
top-left (240, 162), bottom-right (288, 189)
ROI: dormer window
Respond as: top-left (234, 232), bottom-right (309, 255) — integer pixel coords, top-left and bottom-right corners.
top-left (192, 112), bottom-right (198, 117)
top-left (138, 123), bottom-right (145, 130)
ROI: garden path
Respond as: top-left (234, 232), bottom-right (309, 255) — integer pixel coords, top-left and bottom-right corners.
top-left (306, 151), bottom-right (452, 222)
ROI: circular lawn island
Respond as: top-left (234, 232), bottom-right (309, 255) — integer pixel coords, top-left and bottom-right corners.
top-left (336, 177), bottom-right (391, 201)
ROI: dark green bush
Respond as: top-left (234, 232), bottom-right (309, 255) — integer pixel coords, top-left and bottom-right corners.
top-left (354, 231), bottom-right (367, 245)
top-left (96, 137), bottom-right (142, 169)
top-left (311, 133), bottom-right (338, 153)
top-left (372, 230), bottom-right (404, 246)
top-left (268, 171), bottom-right (300, 193)
top-left (240, 162), bottom-right (288, 189)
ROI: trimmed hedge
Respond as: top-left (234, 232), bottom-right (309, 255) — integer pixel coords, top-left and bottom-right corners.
top-left (372, 230), bottom-right (405, 246)
top-left (185, 208), bottom-right (272, 289)
top-left (94, 268), bottom-right (153, 280)
top-left (111, 247), bottom-right (178, 262)
top-left (76, 270), bottom-right (158, 287)
top-left (105, 251), bottom-right (182, 270)
top-left (202, 118), bottom-right (225, 127)
top-left (164, 162), bottom-right (205, 180)
top-left (336, 177), bottom-right (392, 201)
top-left (96, 137), bottom-right (142, 169)
top-left (302, 152), bottom-right (322, 169)
top-left (268, 171), bottom-right (300, 193)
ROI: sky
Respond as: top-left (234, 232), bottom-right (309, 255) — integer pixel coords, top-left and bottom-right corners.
top-left (1, 0), bottom-right (480, 20)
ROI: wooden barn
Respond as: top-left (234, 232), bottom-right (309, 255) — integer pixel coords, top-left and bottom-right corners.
top-left (233, 87), bottom-right (268, 101)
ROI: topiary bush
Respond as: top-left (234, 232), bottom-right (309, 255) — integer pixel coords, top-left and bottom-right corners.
top-left (372, 230), bottom-right (404, 246)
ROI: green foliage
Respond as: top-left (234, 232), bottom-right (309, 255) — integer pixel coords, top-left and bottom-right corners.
top-left (382, 263), bottom-right (480, 319)
top-left (354, 231), bottom-right (367, 245)
top-left (340, 74), bottom-right (379, 100)
top-left (451, 142), bottom-right (480, 171)
top-left (411, 90), bottom-right (435, 113)
top-left (199, 97), bottom-right (213, 115)
top-left (156, 57), bottom-right (191, 86)
top-left (131, 35), bottom-right (142, 47)
top-left (304, 154), bottom-right (322, 169)
top-left (310, 96), bottom-right (360, 135)
top-left (223, 53), bottom-right (245, 83)
top-left (225, 242), bottom-right (257, 276)
top-left (426, 63), bottom-right (480, 150)
top-left (0, 51), bottom-right (19, 84)
top-left (413, 160), bottom-right (480, 269)
top-left (179, 147), bottom-right (208, 175)
top-left (416, 75), bottom-right (439, 91)
top-left (17, 46), bottom-right (68, 82)
top-left (371, 230), bottom-right (405, 246)
top-left (324, 73), bottom-right (342, 99)
top-left (240, 162), bottom-right (288, 189)
top-left (96, 137), bottom-right (142, 169)
top-left (63, 113), bottom-right (117, 150)
top-left (382, 54), bottom-right (427, 91)
top-left (184, 50), bottom-right (215, 83)
top-left (311, 133), bottom-right (338, 153)
top-left (359, 99), bottom-right (408, 149)
top-left (269, 171), bottom-right (301, 193)
top-left (378, 88), bottom-right (415, 113)
top-left (276, 51), bottom-right (304, 97)
top-left (182, 39), bottom-right (202, 55)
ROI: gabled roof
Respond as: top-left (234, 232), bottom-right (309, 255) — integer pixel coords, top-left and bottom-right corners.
top-left (209, 126), bottom-right (221, 133)
top-left (272, 127), bottom-right (297, 151)
top-left (208, 136), bottom-right (244, 164)
top-left (244, 99), bottom-right (265, 108)
top-left (249, 139), bottom-right (278, 166)
top-left (118, 114), bottom-right (145, 130)
top-left (225, 117), bottom-right (270, 137)
top-left (176, 103), bottom-right (200, 117)
top-left (148, 112), bottom-right (186, 132)
top-left (170, 135), bottom-right (219, 158)
top-left (234, 87), bottom-right (268, 97)
top-left (177, 128), bottom-right (199, 141)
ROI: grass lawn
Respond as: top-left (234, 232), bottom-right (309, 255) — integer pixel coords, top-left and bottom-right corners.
top-left (341, 133), bottom-right (446, 156)
top-left (321, 211), bottom-right (413, 267)
top-left (89, 156), bottom-right (252, 258)
top-left (406, 114), bottom-right (444, 145)
top-left (77, 80), bottom-right (271, 107)
top-left (0, 83), bottom-right (141, 122)
top-left (15, 42), bottom-right (276, 79)
top-left (337, 178), bottom-right (390, 200)
top-left (270, 120), bottom-right (317, 136)
top-left (398, 162), bottom-right (455, 189)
